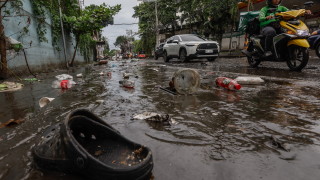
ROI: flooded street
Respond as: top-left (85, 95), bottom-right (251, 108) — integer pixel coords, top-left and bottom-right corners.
top-left (1, 57), bottom-right (320, 180)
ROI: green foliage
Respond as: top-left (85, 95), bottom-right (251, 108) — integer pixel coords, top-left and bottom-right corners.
top-left (30, 0), bottom-right (81, 44)
top-left (104, 49), bottom-right (117, 57)
top-left (114, 35), bottom-right (134, 54)
top-left (132, 40), bottom-right (143, 53)
top-left (64, 3), bottom-right (120, 35)
top-left (78, 33), bottom-right (96, 61)
top-left (133, 0), bottom-right (238, 51)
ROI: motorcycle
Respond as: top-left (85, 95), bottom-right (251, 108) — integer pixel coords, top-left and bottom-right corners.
top-left (242, 9), bottom-right (311, 71)
top-left (308, 32), bottom-right (320, 59)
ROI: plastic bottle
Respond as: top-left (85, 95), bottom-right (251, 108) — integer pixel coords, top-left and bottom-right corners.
top-left (51, 80), bottom-right (73, 89)
top-left (122, 80), bottom-right (135, 88)
top-left (215, 77), bottom-right (241, 90)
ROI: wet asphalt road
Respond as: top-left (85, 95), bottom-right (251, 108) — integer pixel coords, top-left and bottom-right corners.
top-left (0, 56), bottom-right (320, 180)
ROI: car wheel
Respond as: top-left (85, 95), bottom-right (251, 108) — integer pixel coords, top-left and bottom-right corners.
top-left (207, 57), bottom-right (217, 62)
top-left (179, 49), bottom-right (189, 62)
top-left (163, 51), bottom-right (170, 62)
top-left (155, 55), bottom-right (158, 60)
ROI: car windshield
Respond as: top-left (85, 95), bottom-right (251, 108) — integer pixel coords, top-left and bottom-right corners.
top-left (180, 35), bottom-right (205, 41)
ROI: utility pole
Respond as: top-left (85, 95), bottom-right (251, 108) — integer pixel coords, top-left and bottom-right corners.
top-left (155, 0), bottom-right (159, 48)
top-left (58, 0), bottom-right (69, 69)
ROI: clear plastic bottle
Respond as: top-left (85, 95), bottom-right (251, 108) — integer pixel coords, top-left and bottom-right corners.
top-left (215, 77), bottom-right (241, 90)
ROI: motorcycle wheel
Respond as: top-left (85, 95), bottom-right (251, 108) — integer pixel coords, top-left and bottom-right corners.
top-left (286, 45), bottom-right (309, 71)
top-left (316, 43), bottom-right (320, 59)
top-left (247, 55), bottom-right (261, 68)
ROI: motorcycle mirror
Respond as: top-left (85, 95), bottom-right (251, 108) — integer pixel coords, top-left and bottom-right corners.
top-left (304, 1), bottom-right (314, 8)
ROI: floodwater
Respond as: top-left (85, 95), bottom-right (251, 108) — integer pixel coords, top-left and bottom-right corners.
top-left (0, 58), bottom-right (320, 180)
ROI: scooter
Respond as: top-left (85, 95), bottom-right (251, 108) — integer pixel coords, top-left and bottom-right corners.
top-left (308, 33), bottom-right (320, 58)
top-left (242, 9), bottom-right (311, 71)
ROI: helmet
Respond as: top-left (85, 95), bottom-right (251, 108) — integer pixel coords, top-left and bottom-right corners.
top-left (267, 0), bottom-right (282, 7)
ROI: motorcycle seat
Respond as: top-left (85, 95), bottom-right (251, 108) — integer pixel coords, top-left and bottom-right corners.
top-left (254, 34), bottom-right (264, 38)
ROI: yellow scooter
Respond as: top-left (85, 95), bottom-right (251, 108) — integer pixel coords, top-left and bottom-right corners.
top-left (243, 9), bottom-right (310, 71)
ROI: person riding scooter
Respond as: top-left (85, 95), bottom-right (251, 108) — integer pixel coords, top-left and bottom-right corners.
top-left (259, 0), bottom-right (289, 57)
top-left (259, 0), bottom-right (311, 57)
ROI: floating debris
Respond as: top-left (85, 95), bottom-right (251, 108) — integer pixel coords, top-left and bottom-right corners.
top-left (133, 112), bottom-right (172, 123)
top-left (0, 119), bottom-right (25, 128)
top-left (0, 82), bottom-right (24, 92)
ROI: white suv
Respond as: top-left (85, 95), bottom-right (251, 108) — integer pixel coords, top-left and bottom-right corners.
top-left (163, 34), bottom-right (220, 62)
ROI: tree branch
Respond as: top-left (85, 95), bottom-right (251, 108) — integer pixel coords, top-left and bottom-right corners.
top-left (0, 0), bottom-right (11, 9)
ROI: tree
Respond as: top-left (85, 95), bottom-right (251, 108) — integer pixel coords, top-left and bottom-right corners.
top-left (114, 35), bottom-right (134, 54)
top-left (0, 0), bottom-right (25, 79)
top-left (133, 0), bottom-right (178, 55)
top-left (64, 3), bottom-right (121, 66)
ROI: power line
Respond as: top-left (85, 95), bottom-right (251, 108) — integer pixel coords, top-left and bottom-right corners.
top-left (112, 23), bottom-right (138, 25)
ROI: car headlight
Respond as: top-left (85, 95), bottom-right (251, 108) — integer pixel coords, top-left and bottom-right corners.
top-left (296, 30), bottom-right (309, 36)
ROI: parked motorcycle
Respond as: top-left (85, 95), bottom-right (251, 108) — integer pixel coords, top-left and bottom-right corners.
top-left (308, 33), bottom-right (320, 59)
top-left (243, 9), bottom-right (311, 71)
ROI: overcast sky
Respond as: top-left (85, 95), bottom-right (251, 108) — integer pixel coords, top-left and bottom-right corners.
top-left (84, 0), bottom-right (139, 50)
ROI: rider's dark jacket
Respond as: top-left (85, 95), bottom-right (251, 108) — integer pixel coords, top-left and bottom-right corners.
top-left (259, 4), bottom-right (288, 27)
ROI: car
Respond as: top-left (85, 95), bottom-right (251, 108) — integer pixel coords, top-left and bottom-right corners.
top-left (154, 43), bottom-right (164, 60)
top-left (162, 34), bottom-right (220, 62)
top-left (137, 51), bottom-right (147, 59)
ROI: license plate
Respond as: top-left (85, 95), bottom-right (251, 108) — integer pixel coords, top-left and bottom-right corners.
top-left (205, 49), bottom-right (213, 53)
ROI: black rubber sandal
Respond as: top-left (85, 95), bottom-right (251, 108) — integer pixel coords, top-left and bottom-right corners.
top-left (60, 116), bottom-right (153, 180)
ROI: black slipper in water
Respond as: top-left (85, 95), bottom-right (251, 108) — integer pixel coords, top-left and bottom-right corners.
top-left (33, 110), bottom-right (153, 179)
top-left (32, 123), bottom-right (72, 172)
top-left (33, 109), bottom-right (117, 172)
top-left (66, 109), bottom-right (119, 133)
top-left (60, 116), bottom-right (153, 180)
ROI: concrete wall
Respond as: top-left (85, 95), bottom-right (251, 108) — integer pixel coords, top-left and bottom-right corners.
top-left (3, 0), bottom-right (86, 73)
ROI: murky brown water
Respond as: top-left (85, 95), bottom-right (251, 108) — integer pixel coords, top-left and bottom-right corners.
top-left (1, 58), bottom-right (320, 180)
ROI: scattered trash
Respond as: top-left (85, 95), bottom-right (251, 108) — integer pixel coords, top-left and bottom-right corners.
top-left (159, 87), bottom-right (177, 95)
top-left (150, 68), bottom-right (159, 72)
top-left (133, 112), bottom-right (172, 123)
top-left (121, 80), bottom-right (135, 88)
top-left (24, 78), bottom-right (39, 82)
top-left (0, 118), bottom-right (25, 128)
top-left (96, 100), bottom-right (104, 103)
top-left (51, 80), bottom-right (75, 89)
top-left (0, 82), bottom-right (24, 92)
top-left (98, 60), bottom-right (108, 65)
top-left (76, 73), bottom-right (83, 78)
top-left (111, 64), bottom-right (117, 68)
top-left (215, 77), bottom-right (241, 91)
top-left (269, 136), bottom-right (289, 152)
top-left (123, 73), bottom-right (134, 79)
top-left (55, 74), bottom-right (73, 81)
top-left (39, 97), bottom-right (55, 108)
top-left (107, 72), bottom-right (112, 77)
top-left (172, 69), bottom-right (200, 95)
top-left (234, 76), bottom-right (264, 85)
top-left (99, 72), bottom-right (105, 76)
